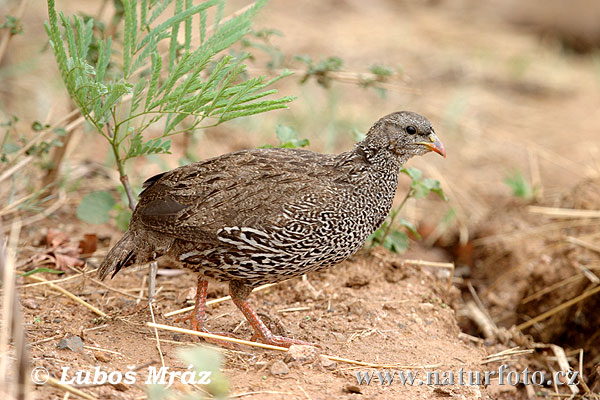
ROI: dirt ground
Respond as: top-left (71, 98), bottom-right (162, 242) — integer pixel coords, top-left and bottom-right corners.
top-left (22, 242), bottom-right (489, 399)
top-left (2, 0), bottom-right (600, 399)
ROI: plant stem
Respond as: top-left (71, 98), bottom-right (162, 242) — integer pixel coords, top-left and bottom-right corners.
top-left (119, 172), bottom-right (137, 211)
top-left (107, 124), bottom-right (137, 211)
top-left (378, 189), bottom-right (412, 246)
top-left (41, 106), bottom-right (79, 196)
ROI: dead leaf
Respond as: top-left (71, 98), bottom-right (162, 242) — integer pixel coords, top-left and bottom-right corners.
top-left (25, 230), bottom-right (96, 272)
top-left (79, 234), bottom-right (98, 255)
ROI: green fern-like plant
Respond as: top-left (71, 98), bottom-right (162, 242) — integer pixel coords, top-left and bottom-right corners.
top-left (45, 0), bottom-right (294, 213)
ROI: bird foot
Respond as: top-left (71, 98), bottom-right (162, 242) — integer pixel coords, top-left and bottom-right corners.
top-left (175, 312), bottom-right (241, 349)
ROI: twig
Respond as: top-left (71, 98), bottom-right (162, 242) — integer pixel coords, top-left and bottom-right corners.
top-left (83, 345), bottom-right (123, 356)
top-left (549, 345), bottom-right (579, 396)
top-left (16, 268), bottom-right (97, 289)
top-left (41, 107), bottom-right (80, 196)
top-left (246, 67), bottom-right (414, 93)
top-left (297, 384), bottom-right (312, 400)
top-left (87, 276), bottom-right (146, 301)
top-left (46, 376), bottom-right (98, 400)
top-left (527, 147), bottom-right (543, 199)
top-left (136, 275), bottom-right (147, 305)
top-left (0, 190), bottom-right (39, 217)
top-left (402, 259), bottom-right (455, 290)
top-left (147, 322), bottom-right (442, 368)
top-left (26, 275), bottom-right (108, 318)
top-left (521, 275), bottom-right (582, 304)
top-left (481, 347), bottom-right (534, 364)
top-left (0, 0), bottom-right (28, 65)
top-left (148, 322), bottom-right (288, 351)
top-left (4, 189), bottom-right (68, 231)
top-left (0, 156), bottom-right (34, 185)
top-left (0, 220), bottom-right (29, 400)
top-left (578, 349), bottom-right (592, 394)
top-left (164, 283), bottom-right (276, 317)
top-left (2, 111), bottom-right (83, 170)
top-left (463, 301), bottom-right (497, 340)
top-left (528, 206), bottom-right (600, 219)
top-left (277, 306), bottom-right (311, 313)
top-left (566, 235), bottom-right (600, 255)
top-left (517, 285), bottom-right (600, 331)
top-left (28, 334), bottom-right (62, 347)
top-left (467, 282), bottom-right (498, 331)
top-left (148, 302), bottom-right (165, 368)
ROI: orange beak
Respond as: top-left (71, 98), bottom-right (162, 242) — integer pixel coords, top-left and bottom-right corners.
top-left (417, 133), bottom-right (446, 158)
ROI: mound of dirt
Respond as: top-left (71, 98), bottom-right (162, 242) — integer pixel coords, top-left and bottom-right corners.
top-left (466, 177), bottom-right (600, 382)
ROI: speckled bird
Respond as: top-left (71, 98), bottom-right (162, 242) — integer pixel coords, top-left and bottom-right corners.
top-left (98, 111), bottom-right (445, 347)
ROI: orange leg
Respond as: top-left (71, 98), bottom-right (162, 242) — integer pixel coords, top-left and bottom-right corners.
top-left (177, 276), bottom-right (209, 331)
top-left (177, 276), bottom-right (238, 347)
top-left (229, 280), bottom-right (316, 348)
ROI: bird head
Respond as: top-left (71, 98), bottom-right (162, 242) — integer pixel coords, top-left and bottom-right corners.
top-left (359, 111), bottom-right (446, 166)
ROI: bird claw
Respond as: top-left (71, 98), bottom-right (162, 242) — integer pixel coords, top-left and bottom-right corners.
top-left (250, 332), bottom-right (318, 348)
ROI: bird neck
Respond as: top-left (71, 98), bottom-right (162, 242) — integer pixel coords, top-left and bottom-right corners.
top-left (354, 139), bottom-right (408, 173)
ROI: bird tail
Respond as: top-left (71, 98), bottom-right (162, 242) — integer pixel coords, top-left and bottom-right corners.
top-left (98, 231), bottom-right (136, 280)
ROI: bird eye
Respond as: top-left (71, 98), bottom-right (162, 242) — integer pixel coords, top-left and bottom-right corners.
top-left (406, 125), bottom-right (417, 135)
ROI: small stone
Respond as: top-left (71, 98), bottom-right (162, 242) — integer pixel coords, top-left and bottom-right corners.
top-left (93, 351), bottom-right (111, 362)
top-left (331, 332), bottom-right (346, 342)
top-left (284, 344), bottom-right (318, 364)
top-left (344, 274), bottom-right (370, 288)
top-left (347, 300), bottom-right (366, 316)
top-left (53, 318), bottom-right (62, 323)
top-left (344, 384), bottom-right (362, 394)
top-left (382, 303), bottom-right (396, 311)
top-left (318, 355), bottom-right (336, 370)
top-left (111, 382), bottom-right (129, 392)
top-left (21, 298), bottom-right (38, 309)
top-left (57, 336), bottom-right (84, 352)
top-left (270, 360), bottom-right (290, 376)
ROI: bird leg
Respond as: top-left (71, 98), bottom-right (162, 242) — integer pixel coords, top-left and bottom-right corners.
top-left (229, 280), bottom-right (315, 348)
top-left (176, 276), bottom-right (209, 331)
top-left (177, 276), bottom-right (239, 347)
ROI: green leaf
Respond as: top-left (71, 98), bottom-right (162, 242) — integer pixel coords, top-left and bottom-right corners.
top-left (275, 124), bottom-right (295, 143)
top-left (410, 181), bottom-right (430, 199)
top-left (146, 385), bottom-right (171, 400)
top-left (384, 231), bottom-right (409, 253)
top-left (401, 167), bottom-right (422, 182)
top-left (422, 178), bottom-right (448, 201)
top-left (2, 142), bottom-right (20, 154)
top-left (20, 268), bottom-right (65, 277)
top-left (77, 191), bottom-right (116, 224)
top-left (32, 121), bottom-right (49, 131)
top-left (504, 168), bottom-right (533, 199)
top-left (399, 218), bottom-right (421, 240)
top-left (352, 128), bottom-right (366, 142)
top-left (369, 64), bottom-right (393, 77)
top-left (177, 346), bottom-right (229, 398)
top-left (275, 124), bottom-right (309, 148)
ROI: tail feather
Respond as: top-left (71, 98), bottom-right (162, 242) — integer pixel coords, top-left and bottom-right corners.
top-left (98, 231), bottom-right (136, 280)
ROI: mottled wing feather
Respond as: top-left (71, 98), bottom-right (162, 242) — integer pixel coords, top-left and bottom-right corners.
top-left (132, 148), bottom-right (355, 242)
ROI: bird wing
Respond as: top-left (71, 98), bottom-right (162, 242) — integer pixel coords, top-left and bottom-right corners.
top-left (132, 148), bottom-right (353, 243)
